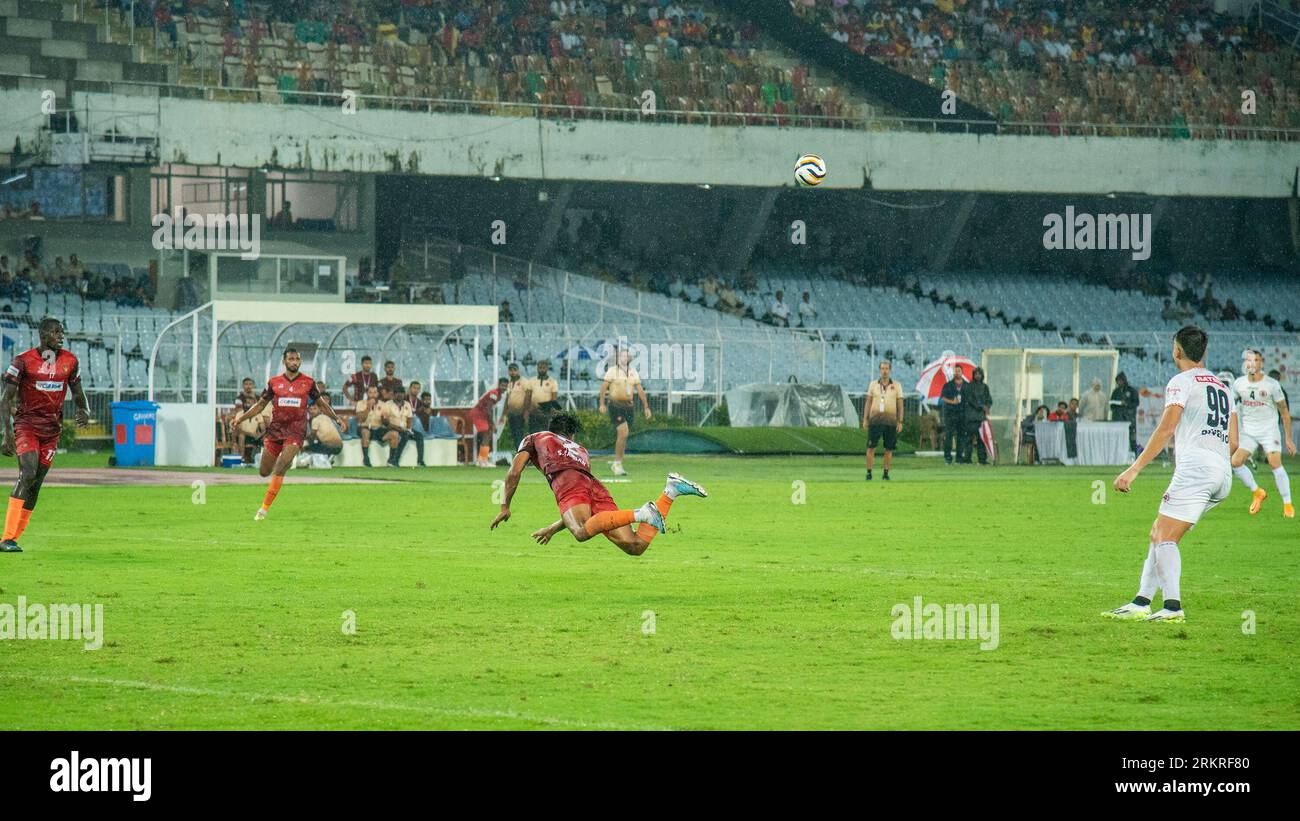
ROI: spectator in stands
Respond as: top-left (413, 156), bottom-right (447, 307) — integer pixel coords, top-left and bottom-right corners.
top-left (1160, 299), bottom-right (1181, 322)
top-left (500, 300), bottom-right (514, 322)
top-left (718, 280), bottom-right (743, 316)
top-left (797, 291), bottom-right (817, 327)
top-left (528, 359), bottom-right (560, 434)
top-left (962, 367), bottom-right (992, 465)
top-left (28, 203), bottom-right (44, 221)
top-left (503, 362), bottom-right (531, 450)
top-left (67, 254), bottom-right (86, 281)
top-left (1080, 378), bottom-right (1108, 422)
top-left (940, 369), bottom-right (965, 465)
top-left (1068, 398), bottom-right (1081, 420)
top-left (1221, 299), bottom-right (1241, 321)
top-left (379, 360), bottom-right (403, 395)
top-left (233, 376), bottom-right (266, 464)
top-left (1110, 372), bottom-right (1140, 454)
top-left (1049, 402), bottom-right (1071, 422)
top-left (270, 200), bottom-right (294, 229)
top-left (769, 290), bottom-right (791, 327)
top-left (344, 355), bottom-right (378, 403)
top-left (356, 385), bottom-right (385, 467)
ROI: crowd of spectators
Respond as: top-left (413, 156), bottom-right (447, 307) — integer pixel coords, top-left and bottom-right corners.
top-left (108, 0), bottom-right (852, 124)
top-left (0, 252), bottom-right (157, 310)
top-left (794, 0), bottom-right (1298, 135)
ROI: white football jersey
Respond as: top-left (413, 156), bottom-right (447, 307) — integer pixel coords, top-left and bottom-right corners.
top-left (1164, 368), bottom-right (1234, 470)
top-left (1231, 375), bottom-right (1284, 438)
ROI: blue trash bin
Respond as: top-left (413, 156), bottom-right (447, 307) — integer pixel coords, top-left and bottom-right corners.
top-left (111, 400), bottom-right (161, 466)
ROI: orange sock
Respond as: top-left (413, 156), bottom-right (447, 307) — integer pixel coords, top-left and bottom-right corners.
top-left (635, 494), bottom-right (675, 544)
top-left (2, 496), bottom-right (23, 541)
top-left (262, 475), bottom-right (284, 510)
top-left (583, 509), bottom-right (636, 537)
top-left (478, 444), bottom-right (490, 462)
top-left (13, 508), bottom-right (32, 540)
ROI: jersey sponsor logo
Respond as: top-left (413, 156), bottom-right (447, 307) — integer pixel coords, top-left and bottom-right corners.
top-left (277, 396), bottom-right (303, 408)
top-left (34, 380), bottom-right (65, 392)
top-left (1193, 375), bottom-right (1224, 387)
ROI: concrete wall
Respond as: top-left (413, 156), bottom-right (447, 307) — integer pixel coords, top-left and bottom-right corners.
top-left (0, 87), bottom-right (1296, 198)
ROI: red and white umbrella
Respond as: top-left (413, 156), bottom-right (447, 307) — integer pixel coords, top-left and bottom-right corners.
top-left (979, 418), bottom-right (998, 463)
top-left (916, 352), bottom-right (976, 404)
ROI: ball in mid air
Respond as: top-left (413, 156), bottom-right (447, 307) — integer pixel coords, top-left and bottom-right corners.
top-left (794, 154), bottom-right (826, 187)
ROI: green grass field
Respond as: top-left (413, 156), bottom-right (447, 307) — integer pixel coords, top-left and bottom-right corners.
top-left (1, 452), bottom-right (1297, 730)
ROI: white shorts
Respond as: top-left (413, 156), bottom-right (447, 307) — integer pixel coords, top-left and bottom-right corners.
top-left (1238, 430), bottom-right (1281, 456)
top-left (1159, 464), bottom-right (1232, 525)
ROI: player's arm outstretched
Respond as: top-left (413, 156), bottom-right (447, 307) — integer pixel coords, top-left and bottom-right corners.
top-left (0, 382), bottom-right (17, 457)
top-left (233, 396), bottom-right (270, 428)
top-left (315, 391), bottom-right (342, 425)
top-left (490, 450), bottom-right (531, 529)
top-left (1115, 404), bottom-right (1183, 492)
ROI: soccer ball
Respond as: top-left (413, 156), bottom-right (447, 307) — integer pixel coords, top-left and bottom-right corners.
top-left (794, 154), bottom-right (826, 187)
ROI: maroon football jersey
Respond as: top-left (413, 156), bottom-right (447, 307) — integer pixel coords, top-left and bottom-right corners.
top-left (518, 431), bottom-right (592, 480)
top-left (260, 372), bottom-right (320, 440)
top-left (473, 387), bottom-right (503, 415)
top-left (4, 346), bottom-right (81, 438)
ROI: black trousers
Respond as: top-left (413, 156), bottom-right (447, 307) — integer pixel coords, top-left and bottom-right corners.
top-left (942, 416), bottom-right (961, 462)
top-left (508, 413), bottom-right (527, 450)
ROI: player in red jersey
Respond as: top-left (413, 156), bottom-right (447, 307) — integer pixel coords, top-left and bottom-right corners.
top-left (232, 347), bottom-right (341, 520)
top-left (469, 377), bottom-right (509, 467)
top-left (490, 412), bottom-right (707, 556)
top-left (0, 317), bottom-right (91, 553)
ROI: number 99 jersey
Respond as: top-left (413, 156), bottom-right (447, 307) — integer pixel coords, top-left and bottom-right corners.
top-left (1163, 368), bottom-right (1234, 470)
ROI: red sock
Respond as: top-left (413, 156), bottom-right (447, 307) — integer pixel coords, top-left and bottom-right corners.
top-left (2, 496), bottom-right (24, 541)
top-left (262, 475), bottom-right (284, 510)
top-left (14, 508), bottom-right (33, 540)
top-left (583, 509), bottom-right (636, 537)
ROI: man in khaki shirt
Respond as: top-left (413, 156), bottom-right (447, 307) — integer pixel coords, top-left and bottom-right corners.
top-left (356, 385), bottom-right (401, 466)
top-left (864, 360), bottom-right (904, 481)
top-left (598, 348), bottom-right (652, 476)
top-left (503, 363), bottom-right (531, 450)
top-left (527, 359), bottom-right (560, 434)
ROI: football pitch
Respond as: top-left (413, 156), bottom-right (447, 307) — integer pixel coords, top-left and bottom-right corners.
top-left (1, 453), bottom-right (1296, 730)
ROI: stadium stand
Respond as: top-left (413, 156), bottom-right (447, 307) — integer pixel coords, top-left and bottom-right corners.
top-left (63, 0), bottom-right (873, 125)
top-left (796, 0), bottom-right (1300, 136)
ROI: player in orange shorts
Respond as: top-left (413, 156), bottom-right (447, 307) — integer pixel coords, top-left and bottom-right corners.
top-left (490, 412), bottom-right (706, 556)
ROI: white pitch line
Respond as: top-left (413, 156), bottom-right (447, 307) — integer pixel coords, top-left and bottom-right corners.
top-left (0, 672), bottom-right (670, 731)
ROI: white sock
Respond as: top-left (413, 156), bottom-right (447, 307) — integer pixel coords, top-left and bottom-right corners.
top-left (663, 480), bottom-right (680, 500)
top-left (1233, 464), bottom-right (1258, 491)
top-left (1137, 543), bottom-right (1159, 601)
top-left (1154, 541), bottom-right (1182, 606)
top-left (633, 504), bottom-right (650, 523)
top-left (1272, 466), bottom-right (1292, 504)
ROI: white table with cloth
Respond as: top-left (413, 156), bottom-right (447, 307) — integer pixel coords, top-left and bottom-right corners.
top-left (1034, 421), bottom-right (1131, 465)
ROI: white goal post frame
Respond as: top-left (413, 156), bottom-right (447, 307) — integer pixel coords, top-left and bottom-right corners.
top-left (981, 347), bottom-right (1119, 464)
top-left (148, 300), bottom-right (500, 412)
